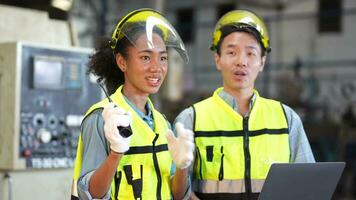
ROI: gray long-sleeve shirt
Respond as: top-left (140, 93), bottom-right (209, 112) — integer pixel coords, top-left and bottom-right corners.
top-left (174, 89), bottom-right (315, 163)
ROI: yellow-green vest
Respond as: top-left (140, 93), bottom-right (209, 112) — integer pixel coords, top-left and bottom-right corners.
top-left (192, 88), bottom-right (290, 197)
top-left (72, 85), bottom-right (172, 200)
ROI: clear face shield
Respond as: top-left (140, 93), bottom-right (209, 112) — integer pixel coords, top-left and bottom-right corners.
top-left (111, 9), bottom-right (189, 63)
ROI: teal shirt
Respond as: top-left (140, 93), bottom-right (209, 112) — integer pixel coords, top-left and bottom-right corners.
top-left (123, 96), bottom-right (155, 130)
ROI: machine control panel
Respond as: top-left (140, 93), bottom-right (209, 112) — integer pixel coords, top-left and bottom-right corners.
top-left (0, 42), bottom-right (102, 170)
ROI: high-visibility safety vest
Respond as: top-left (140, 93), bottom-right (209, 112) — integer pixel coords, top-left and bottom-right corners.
top-left (192, 88), bottom-right (290, 199)
top-left (71, 85), bottom-right (172, 200)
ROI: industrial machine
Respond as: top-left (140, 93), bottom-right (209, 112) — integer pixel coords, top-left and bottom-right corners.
top-left (0, 42), bottom-right (101, 170)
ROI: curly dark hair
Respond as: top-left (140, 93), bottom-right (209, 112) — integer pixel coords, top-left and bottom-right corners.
top-left (87, 36), bottom-right (131, 95)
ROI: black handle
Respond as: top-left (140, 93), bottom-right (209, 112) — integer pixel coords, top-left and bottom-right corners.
top-left (118, 125), bottom-right (132, 138)
top-left (96, 78), bottom-right (133, 138)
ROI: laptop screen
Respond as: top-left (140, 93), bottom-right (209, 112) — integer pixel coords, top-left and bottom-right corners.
top-left (258, 162), bottom-right (345, 200)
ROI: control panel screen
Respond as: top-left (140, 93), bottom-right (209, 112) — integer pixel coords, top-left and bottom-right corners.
top-left (33, 56), bottom-right (63, 89)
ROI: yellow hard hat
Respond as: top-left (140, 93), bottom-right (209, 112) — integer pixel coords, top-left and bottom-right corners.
top-left (211, 10), bottom-right (271, 53)
top-left (111, 8), bottom-right (188, 63)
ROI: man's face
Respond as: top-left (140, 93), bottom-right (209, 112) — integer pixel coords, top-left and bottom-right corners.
top-left (215, 31), bottom-right (266, 93)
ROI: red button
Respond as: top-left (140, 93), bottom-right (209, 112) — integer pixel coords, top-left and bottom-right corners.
top-left (22, 149), bottom-right (32, 157)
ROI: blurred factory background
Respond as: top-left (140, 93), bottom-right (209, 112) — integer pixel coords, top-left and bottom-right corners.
top-left (0, 0), bottom-right (355, 199)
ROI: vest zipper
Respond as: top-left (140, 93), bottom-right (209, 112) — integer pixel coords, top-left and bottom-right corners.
top-left (218, 146), bottom-right (224, 180)
top-left (243, 117), bottom-right (252, 198)
top-left (152, 133), bottom-right (162, 200)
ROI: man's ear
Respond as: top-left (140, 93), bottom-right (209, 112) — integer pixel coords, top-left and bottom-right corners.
top-left (116, 53), bottom-right (127, 72)
top-left (259, 56), bottom-right (266, 72)
top-left (215, 53), bottom-right (221, 71)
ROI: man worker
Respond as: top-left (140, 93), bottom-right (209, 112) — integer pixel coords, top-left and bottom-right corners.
top-left (174, 9), bottom-right (315, 200)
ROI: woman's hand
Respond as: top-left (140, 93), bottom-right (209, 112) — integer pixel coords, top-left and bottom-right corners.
top-left (166, 122), bottom-right (195, 169)
top-left (102, 103), bottom-right (132, 153)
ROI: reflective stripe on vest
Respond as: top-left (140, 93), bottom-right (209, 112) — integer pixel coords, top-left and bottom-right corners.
top-left (192, 179), bottom-right (265, 193)
top-left (72, 85), bottom-right (172, 200)
top-left (193, 88), bottom-right (290, 195)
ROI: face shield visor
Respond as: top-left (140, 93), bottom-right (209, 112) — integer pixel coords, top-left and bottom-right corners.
top-left (111, 9), bottom-right (189, 63)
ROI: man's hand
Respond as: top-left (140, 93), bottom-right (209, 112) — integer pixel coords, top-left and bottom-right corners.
top-left (166, 122), bottom-right (195, 169)
top-left (102, 103), bottom-right (132, 153)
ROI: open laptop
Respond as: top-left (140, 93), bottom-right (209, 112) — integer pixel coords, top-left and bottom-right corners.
top-left (258, 162), bottom-right (345, 200)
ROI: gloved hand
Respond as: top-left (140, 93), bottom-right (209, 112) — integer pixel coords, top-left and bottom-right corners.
top-left (166, 122), bottom-right (195, 169)
top-left (102, 103), bottom-right (132, 153)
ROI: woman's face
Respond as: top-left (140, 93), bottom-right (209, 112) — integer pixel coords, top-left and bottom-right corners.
top-left (117, 33), bottom-right (168, 97)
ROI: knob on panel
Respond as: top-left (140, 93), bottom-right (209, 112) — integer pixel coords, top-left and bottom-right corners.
top-left (37, 128), bottom-right (52, 143)
top-left (32, 113), bottom-right (46, 127)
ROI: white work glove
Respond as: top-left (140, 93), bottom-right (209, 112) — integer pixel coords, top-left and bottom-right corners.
top-left (166, 122), bottom-right (195, 169)
top-left (102, 103), bottom-right (132, 153)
